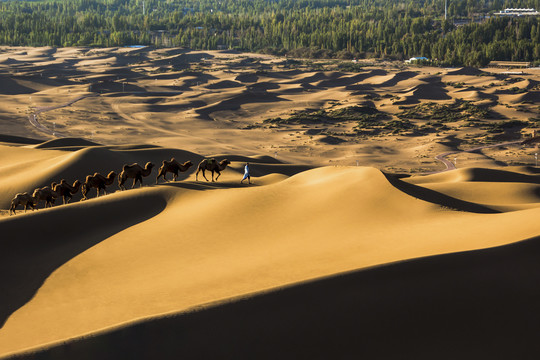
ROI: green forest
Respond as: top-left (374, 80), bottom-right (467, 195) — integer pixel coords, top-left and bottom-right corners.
top-left (0, 0), bottom-right (539, 66)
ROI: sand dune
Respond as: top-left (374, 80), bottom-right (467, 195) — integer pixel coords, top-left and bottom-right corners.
top-left (195, 89), bottom-right (289, 120)
top-left (0, 155), bottom-right (539, 357)
top-left (14, 234), bottom-right (540, 359)
top-left (0, 47), bottom-right (539, 358)
top-left (406, 167), bottom-right (540, 184)
top-left (235, 73), bottom-right (259, 83)
top-left (446, 66), bottom-right (487, 76)
top-left (205, 80), bottom-right (244, 89)
top-left (509, 91), bottom-right (540, 104)
top-left (0, 134), bottom-right (43, 145)
top-left (0, 76), bottom-right (36, 95)
top-left (33, 137), bottom-right (101, 149)
top-left (458, 89), bottom-right (498, 101)
top-left (0, 47), bottom-right (535, 171)
top-left (367, 70), bottom-right (418, 87)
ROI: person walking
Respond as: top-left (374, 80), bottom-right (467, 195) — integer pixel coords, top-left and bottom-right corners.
top-left (241, 162), bottom-right (251, 184)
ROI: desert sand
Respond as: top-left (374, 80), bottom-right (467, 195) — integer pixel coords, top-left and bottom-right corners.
top-left (0, 47), bottom-right (539, 359)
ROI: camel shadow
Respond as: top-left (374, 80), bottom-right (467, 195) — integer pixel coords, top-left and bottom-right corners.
top-left (0, 193), bottom-right (166, 328)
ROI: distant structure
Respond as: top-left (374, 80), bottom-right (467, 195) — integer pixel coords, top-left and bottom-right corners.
top-left (405, 57), bottom-right (430, 64)
top-left (445, 0), bottom-right (447, 20)
top-left (495, 8), bottom-right (539, 16)
top-left (487, 61), bottom-right (531, 68)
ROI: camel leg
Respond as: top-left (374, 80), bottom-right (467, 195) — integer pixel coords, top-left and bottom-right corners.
top-left (197, 168), bottom-right (209, 182)
top-left (195, 168), bottom-right (200, 181)
top-left (215, 170), bottom-right (221, 182)
top-left (81, 185), bottom-right (88, 200)
top-left (119, 175), bottom-right (126, 191)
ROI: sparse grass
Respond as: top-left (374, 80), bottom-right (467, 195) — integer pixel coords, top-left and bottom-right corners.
top-left (483, 120), bottom-right (531, 133)
top-left (398, 99), bottom-right (489, 122)
top-left (507, 86), bottom-right (527, 94)
top-left (264, 106), bottom-right (389, 126)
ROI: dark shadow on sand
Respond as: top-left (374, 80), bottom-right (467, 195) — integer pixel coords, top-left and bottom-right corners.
top-left (18, 235), bottom-right (540, 359)
top-left (383, 172), bottom-right (500, 213)
top-left (0, 193), bottom-right (167, 328)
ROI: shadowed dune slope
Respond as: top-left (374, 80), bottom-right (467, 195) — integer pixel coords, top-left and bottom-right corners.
top-left (0, 134), bottom-right (44, 145)
top-left (32, 137), bottom-right (101, 149)
top-left (0, 188), bottom-right (168, 328)
top-left (402, 168), bottom-right (540, 211)
top-left (405, 167), bottom-right (540, 185)
top-left (0, 165), bottom-right (539, 357)
top-left (12, 235), bottom-right (540, 360)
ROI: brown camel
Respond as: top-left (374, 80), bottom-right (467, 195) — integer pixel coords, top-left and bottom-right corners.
top-left (32, 186), bottom-right (60, 208)
top-left (156, 158), bottom-right (193, 184)
top-left (195, 158), bottom-right (231, 182)
top-left (9, 192), bottom-right (36, 215)
top-left (119, 162), bottom-right (155, 190)
top-left (53, 179), bottom-right (81, 204)
top-left (81, 171), bottom-right (117, 200)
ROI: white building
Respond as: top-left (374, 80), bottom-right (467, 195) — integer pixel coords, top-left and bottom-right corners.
top-left (405, 57), bottom-right (429, 64)
top-left (495, 8), bottom-right (539, 16)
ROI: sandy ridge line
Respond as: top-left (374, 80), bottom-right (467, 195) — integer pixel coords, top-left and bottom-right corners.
top-left (28, 95), bottom-right (97, 137)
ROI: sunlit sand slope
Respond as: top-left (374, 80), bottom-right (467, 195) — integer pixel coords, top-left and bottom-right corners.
top-left (15, 235), bottom-right (540, 360)
top-left (0, 144), bottom-right (539, 358)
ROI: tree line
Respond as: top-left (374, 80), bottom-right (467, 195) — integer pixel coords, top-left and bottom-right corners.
top-left (0, 0), bottom-right (538, 66)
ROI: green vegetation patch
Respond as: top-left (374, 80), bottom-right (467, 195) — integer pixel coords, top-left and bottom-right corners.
top-left (484, 120), bottom-right (530, 133)
top-left (264, 106), bottom-right (388, 125)
top-left (398, 100), bottom-right (489, 122)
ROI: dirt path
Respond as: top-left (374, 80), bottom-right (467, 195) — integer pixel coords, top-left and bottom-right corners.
top-left (28, 95), bottom-right (97, 137)
top-left (435, 140), bottom-right (524, 171)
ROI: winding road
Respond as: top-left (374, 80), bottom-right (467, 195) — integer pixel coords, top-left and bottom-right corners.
top-left (28, 95), bottom-right (97, 137)
top-left (434, 139), bottom-right (532, 171)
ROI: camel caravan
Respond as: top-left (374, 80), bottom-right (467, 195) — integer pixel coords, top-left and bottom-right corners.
top-left (8, 157), bottom-right (230, 215)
